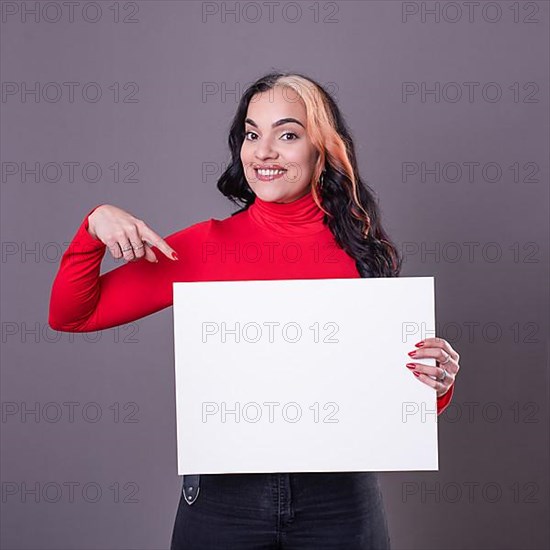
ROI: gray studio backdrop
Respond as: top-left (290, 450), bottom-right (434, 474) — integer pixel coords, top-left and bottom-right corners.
top-left (1, 1), bottom-right (548, 549)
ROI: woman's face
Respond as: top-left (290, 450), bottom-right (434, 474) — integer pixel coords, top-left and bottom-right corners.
top-left (240, 85), bottom-right (319, 203)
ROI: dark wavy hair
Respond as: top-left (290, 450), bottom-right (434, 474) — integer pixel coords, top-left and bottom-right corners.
top-left (217, 71), bottom-right (402, 278)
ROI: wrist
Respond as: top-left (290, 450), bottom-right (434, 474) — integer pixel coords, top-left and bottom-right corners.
top-left (86, 207), bottom-right (104, 240)
top-left (86, 217), bottom-right (97, 239)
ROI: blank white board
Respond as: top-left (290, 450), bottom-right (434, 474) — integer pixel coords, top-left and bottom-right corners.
top-left (173, 277), bottom-right (439, 475)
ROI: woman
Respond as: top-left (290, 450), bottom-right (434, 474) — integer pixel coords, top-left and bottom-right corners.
top-left (49, 71), bottom-right (460, 549)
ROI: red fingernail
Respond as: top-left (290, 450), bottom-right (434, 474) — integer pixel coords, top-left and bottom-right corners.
top-left (408, 350), bottom-right (417, 357)
top-left (413, 372), bottom-right (421, 377)
top-left (172, 252), bottom-right (179, 260)
top-left (406, 363), bottom-right (416, 369)
top-left (415, 341), bottom-right (424, 347)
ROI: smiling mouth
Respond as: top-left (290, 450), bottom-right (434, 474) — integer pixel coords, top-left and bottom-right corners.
top-left (254, 168), bottom-right (288, 181)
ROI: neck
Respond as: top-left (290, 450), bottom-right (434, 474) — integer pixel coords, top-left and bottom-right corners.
top-left (247, 190), bottom-right (326, 236)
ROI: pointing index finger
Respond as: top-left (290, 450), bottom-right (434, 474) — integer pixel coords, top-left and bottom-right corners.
top-left (141, 227), bottom-right (179, 261)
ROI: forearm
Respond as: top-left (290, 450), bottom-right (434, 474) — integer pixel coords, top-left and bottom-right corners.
top-left (48, 206), bottom-right (107, 332)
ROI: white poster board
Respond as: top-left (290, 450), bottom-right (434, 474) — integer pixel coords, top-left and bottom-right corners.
top-left (173, 277), bottom-right (439, 475)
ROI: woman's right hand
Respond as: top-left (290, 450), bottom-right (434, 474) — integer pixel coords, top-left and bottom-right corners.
top-left (87, 204), bottom-right (179, 263)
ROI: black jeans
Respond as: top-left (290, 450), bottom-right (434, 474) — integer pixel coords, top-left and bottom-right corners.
top-left (170, 472), bottom-right (391, 549)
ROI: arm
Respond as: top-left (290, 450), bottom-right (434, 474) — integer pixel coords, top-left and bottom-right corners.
top-left (48, 206), bottom-right (211, 332)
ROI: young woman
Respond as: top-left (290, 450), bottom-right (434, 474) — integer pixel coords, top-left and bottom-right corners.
top-left (49, 71), bottom-right (460, 549)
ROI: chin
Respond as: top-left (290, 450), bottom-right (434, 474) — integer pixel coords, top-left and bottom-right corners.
top-left (250, 184), bottom-right (311, 203)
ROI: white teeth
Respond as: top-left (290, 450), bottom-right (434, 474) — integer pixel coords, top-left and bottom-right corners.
top-left (257, 169), bottom-right (286, 176)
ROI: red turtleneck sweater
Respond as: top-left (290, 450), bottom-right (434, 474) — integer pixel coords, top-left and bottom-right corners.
top-left (48, 191), bottom-right (454, 414)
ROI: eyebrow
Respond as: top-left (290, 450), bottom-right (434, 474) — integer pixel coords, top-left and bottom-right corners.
top-left (245, 117), bottom-right (305, 130)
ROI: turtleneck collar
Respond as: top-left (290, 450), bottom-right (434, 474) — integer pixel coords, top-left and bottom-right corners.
top-left (247, 190), bottom-right (326, 236)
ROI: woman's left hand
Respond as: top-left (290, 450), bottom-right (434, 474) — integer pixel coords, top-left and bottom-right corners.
top-left (406, 337), bottom-right (460, 397)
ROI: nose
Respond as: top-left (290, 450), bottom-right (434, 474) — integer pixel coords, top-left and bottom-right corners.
top-left (254, 136), bottom-right (278, 161)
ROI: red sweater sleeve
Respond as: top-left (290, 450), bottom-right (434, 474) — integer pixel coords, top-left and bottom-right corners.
top-left (48, 205), bottom-right (211, 332)
top-left (437, 382), bottom-right (454, 415)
